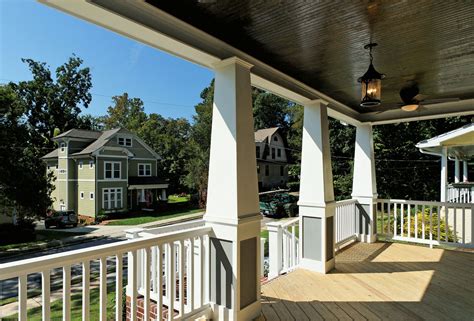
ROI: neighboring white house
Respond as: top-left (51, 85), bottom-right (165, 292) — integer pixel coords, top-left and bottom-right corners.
top-left (255, 128), bottom-right (289, 190)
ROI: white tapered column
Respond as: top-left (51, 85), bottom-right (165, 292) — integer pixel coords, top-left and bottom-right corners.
top-left (463, 161), bottom-right (469, 182)
top-left (352, 124), bottom-right (377, 243)
top-left (441, 147), bottom-right (448, 202)
top-left (455, 159), bottom-right (461, 183)
top-left (204, 57), bottom-right (261, 321)
top-left (298, 100), bottom-right (335, 274)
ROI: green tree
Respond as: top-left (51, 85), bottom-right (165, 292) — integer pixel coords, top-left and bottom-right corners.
top-left (103, 93), bottom-right (147, 132)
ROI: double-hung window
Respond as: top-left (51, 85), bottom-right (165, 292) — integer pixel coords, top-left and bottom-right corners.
top-left (103, 188), bottom-right (122, 209)
top-left (79, 161), bottom-right (83, 170)
top-left (138, 163), bottom-right (152, 176)
top-left (105, 161), bottom-right (121, 179)
top-left (117, 137), bottom-right (132, 147)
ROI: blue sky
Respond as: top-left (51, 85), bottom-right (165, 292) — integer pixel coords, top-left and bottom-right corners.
top-left (0, 0), bottom-right (213, 120)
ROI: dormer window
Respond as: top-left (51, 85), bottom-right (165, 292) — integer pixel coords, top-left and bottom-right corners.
top-left (117, 136), bottom-right (132, 147)
top-left (60, 142), bottom-right (66, 152)
top-left (274, 136), bottom-right (278, 141)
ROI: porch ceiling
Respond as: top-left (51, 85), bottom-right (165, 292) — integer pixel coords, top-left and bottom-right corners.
top-left (40, 0), bottom-right (474, 124)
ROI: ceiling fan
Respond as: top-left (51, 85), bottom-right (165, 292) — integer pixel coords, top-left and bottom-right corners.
top-left (399, 81), bottom-right (459, 112)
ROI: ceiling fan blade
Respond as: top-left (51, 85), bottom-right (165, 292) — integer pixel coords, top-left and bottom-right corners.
top-left (413, 93), bottom-right (428, 101)
top-left (421, 98), bottom-right (460, 105)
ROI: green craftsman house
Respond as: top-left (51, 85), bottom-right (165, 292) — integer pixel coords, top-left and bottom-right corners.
top-left (41, 128), bottom-right (169, 219)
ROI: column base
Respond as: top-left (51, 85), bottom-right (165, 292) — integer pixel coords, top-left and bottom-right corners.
top-left (299, 257), bottom-right (335, 274)
top-left (358, 233), bottom-right (377, 243)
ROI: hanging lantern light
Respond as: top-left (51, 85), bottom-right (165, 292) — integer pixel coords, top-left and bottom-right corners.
top-left (358, 43), bottom-right (385, 107)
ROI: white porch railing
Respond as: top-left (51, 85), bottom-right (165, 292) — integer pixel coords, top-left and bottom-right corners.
top-left (267, 218), bottom-right (299, 279)
top-left (377, 199), bottom-right (474, 248)
top-left (335, 199), bottom-right (358, 249)
top-left (0, 226), bottom-right (212, 321)
top-left (448, 185), bottom-right (474, 203)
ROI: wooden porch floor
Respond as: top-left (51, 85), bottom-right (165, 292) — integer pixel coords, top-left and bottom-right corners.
top-left (260, 242), bottom-right (474, 321)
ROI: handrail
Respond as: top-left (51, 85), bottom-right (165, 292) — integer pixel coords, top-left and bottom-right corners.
top-left (335, 198), bottom-right (358, 206)
top-left (0, 226), bottom-right (211, 281)
top-left (377, 198), bottom-right (473, 207)
top-left (280, 217), bottom-right (299, 228)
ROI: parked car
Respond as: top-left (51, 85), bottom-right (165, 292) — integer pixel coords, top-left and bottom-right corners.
top-left (45, 210), bottom-right (78, 228)
top-left (259, 191), bottom-right (298, 218)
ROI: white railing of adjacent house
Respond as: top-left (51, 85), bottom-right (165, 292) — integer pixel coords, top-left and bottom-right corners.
top-left (447, 185), bottom-right (474, 204)
top-left (377, 199), bottom-right (474, 248)
top-left (0, 226), bottom-right (212, 321)
top-left (335, 199), bottom-right (358, 250)
top-left (266, 217), bottom-right (299, 279)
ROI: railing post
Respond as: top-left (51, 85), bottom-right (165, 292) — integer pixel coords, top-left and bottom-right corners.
top-left (266, 223), bottom-right (283, 279)
top-left (125, 227), bottom-right (144, 320)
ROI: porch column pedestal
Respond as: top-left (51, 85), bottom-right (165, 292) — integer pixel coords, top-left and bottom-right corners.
top-left (441, 147), bottom-right (448, 202)
top-left (204, 57), bottom-right (261, 321)
top-left (352, 124), bottom-right (377, 243)
top-left (455, 159), bottom-right (461, 183)
top-left (463, 160), bottom-right (469, 182)
top-left (298, 100), bottom-right (335, 274)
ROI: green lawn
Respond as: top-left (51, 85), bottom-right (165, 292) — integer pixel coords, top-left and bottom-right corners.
top-left (3, 286), bottom-right (120, 321)
top-left (167, 194), bottom-right (190, 203)
top-left (106, 208), bottom-right (203, 226)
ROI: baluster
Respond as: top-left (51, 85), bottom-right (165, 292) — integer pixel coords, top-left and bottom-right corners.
top-left (99, 257), bottom-right (107, 321)
top-left (400, 203), bottom-right (404, 237)
top-left (129, 250), bottom-right (138, 321)
top-left (292, 225), bottom-right (296, 268)
top-left (429, 206), bottom-right (434, 247)
top-left (188, 238), bottom-right (195, 313)
top-left (152, 247), bottom-right (157, 298)
top-left (42, 270), bottom-right (51, 321)
top-left (143, 247), bottom-right (151, 321)
top-left (157, 244), bottom-right (163, 321)
top-left (437, 205), bottom-right (441, 242)
top-left (18, 274), bottom-right (27, 321)
top-left (199, 236), bottom-right (205, 306)
top-left (453, 206), bottom-right (457, 243)
top-left (179, 240), bottom-right (185, 316)
top-left (407, 204), bottom-right (411, 238)
top-left (83, 261), bottom-right (90, 321)
top-left (393, 203), bottom-right (398, 236)
top-left (421, 205), bottom-right (425, 240)
top-left (167, 242), bottom-right (176, 321)
top-left (445, 205), bottom-right (449, 242)
top-left (63, 265), bottom-right (71, 321)
top-left (116, 254), bottom-right (123, 321)
top-left (414, 204), bottom-right (418, 239)
top-left (462, 207), bottom-right (466, 244)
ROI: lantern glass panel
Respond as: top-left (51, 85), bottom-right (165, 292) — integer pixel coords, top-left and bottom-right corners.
top-left (361, 78), bottom-right (381, 105)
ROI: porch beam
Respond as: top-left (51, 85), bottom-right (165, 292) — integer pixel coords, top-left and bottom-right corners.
top-left (298, 99), bottom-right (335, 274)
top-left (204, 57), bottom-right (261, 321)
top-left (352, 124), bottom-right (377, 243)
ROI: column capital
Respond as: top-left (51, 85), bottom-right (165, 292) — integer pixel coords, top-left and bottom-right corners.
top-left (212, 56), bottom-right (253, 70)
top-left (303, 98), bottom-right (329, 107)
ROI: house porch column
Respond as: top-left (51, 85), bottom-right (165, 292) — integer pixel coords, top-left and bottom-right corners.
top-left (204, 57), bottom-right (261, 321)
top-left (463, 160), bottom-right (469, 182)
top-left (352, 124), bottom-right (377, 243)
top-left (298, 100), bottom-right (335, 274)
top-left (441, 147), bottom-right (448, 202)
top-left (160, 189), bottom-right (167, 201)
top-left (455, 159), bottom-right (461, 183)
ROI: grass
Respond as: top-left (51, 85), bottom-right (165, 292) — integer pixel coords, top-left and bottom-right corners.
top-left (106, 208), bottom-right (203, 226)
top-left (3, 286), bottom-right (120, 321)
top-left (167, 194), bottom-right (190, 203)
top-left (0, 230), bottom-right (88, 252)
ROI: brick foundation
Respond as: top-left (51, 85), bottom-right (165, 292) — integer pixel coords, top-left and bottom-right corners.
top-left (126, 296), bottom-right (178, 321)
top-left (78, 214), bottom-right (95, 224)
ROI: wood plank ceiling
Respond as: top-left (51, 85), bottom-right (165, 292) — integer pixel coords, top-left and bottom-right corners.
top-left (146, 0), bottom-right (474, 113)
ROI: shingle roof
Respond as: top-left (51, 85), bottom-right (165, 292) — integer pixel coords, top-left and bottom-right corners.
top-left (53, 129), bottom-right (102, 140)
top-left (71, 128), bottom-right (122, 156)
top-left (41, 148), bottom-right (59, 159)
top-left (255, 127), bottom-right (279, 142)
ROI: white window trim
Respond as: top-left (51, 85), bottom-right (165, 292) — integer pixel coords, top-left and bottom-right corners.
top-left (138, 163), bottom-right (152, 177)
top-left (104, 161), bottom-right (121, 180)
top-left (80, 191), bottom-right (84, 199)
top-left (60, 142), bottom-right (66, 153)
top-left (102, 188), bottom-right (123, 210)
top-left (89, 161), bottom-right (94, 169)
top-left (79, 161), bottom-right (83, 170)
top-left (90, 192), bottom-right (94, 200)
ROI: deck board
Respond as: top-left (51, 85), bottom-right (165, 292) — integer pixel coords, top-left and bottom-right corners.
top-left (261, 242), bottom-right (474, 321)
